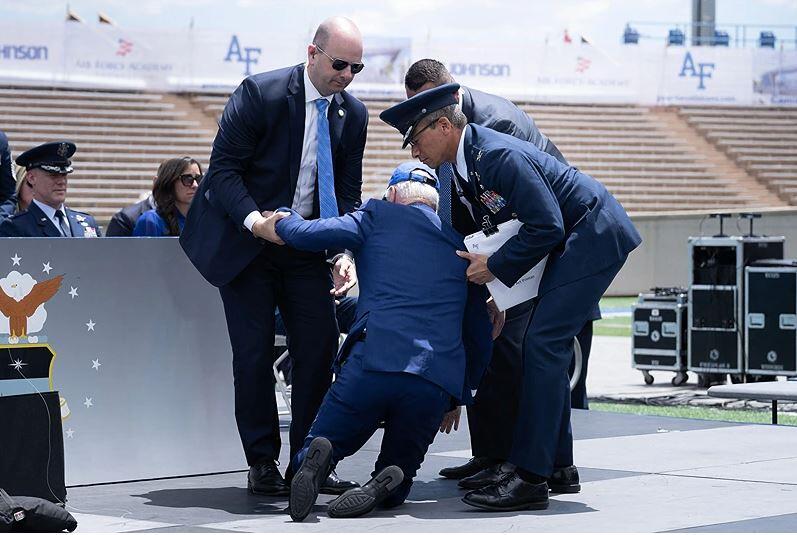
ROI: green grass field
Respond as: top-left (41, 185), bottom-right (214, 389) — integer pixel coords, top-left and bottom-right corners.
top-left (595, 296), bottom-right (634, 336)
top-left (591, 401), bottom-right (797, 426)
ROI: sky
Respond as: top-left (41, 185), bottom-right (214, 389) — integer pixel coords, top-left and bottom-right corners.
top-left (1, 0), bottom-right (795, 49)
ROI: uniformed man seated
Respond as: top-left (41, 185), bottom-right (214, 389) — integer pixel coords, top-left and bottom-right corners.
top-left (0, 141), bottom-right (101, 237)
top-left (259, 161), bottom-right (493, 521)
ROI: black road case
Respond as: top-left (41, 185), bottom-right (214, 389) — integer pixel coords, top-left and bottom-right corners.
top-left (745, 259), bottom-right (797, 377)
top-left (632, 288), bottom-right (689, 386)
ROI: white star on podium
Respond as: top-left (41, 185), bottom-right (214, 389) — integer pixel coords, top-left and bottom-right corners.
top-left (86, 319), bottom-right (96, 331)
top-left (84, 397), bottom-right (93, 408)
top-left (65, 428), bottom-right (75, 439)
top-left (69, 287), bottom-right (78, 299)
top-left (11, 253), bottom-right (21, 266)
top-left (42, 262), bottom-right (53, 274)
top-left (92, 358), bottom-right (101, 371)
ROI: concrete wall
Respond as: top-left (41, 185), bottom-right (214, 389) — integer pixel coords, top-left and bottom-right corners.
top-left (608, 208), bottom-right (797, 295)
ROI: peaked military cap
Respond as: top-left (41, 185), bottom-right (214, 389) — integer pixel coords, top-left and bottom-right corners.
top-left (388, 161), bottom-right (438, 190)
top-left (15, 141), bottom-right (76, 174)
top-left (379, 83), bottom-right (460, 149)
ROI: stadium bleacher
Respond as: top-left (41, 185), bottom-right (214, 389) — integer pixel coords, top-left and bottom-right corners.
top-left (680, 106), bottom-right (797, 204)
top-left (2, 85), bottom-right (795, 225)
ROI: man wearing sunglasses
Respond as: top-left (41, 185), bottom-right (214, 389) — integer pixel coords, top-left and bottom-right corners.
top-left (180, 16), bottom-right (368, 497)
top-left (0, 141), bottom-right (101, 238)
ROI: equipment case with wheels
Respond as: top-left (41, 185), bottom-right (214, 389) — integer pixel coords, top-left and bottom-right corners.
top-left (632, 288), bottom-right (689, 386)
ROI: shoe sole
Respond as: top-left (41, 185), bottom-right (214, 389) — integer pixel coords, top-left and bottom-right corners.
top-left (548, 483), bottom-right (581, 494)
top-left (461, 495), bottom-right (549, 512)
top-left (328, 466), bottom-right (404, 518)
top-left (289, 437), bottom-right (333, 522)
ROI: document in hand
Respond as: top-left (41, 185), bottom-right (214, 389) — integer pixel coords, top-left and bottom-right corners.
top-left (464, 219), bottom-right (547, 311)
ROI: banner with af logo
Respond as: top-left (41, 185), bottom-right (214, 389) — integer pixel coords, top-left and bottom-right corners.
top-left (0, 238), bottom-right (243, 485)
top-left (655, 46), bottom-right (753, 105)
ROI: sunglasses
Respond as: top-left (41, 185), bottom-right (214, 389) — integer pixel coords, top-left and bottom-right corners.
top-left (178, 173), bottom-right (202, 187)
top-left (314, 44), bottom-right (364, 74)
top-left (408, 119), bottom-right (437, 148)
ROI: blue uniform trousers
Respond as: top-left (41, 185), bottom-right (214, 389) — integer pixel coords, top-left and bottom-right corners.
top-left (509, 260), bottom-right (625, 476)
top-left (294, 345), bottom-right (450, 507)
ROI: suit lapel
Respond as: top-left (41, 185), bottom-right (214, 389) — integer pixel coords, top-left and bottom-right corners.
top-left (29, 203), bottom-right (61, 237)
top-left (287, 64), bottom-right (305, 197)
top-left (329, 92), bottom-right (346, 154)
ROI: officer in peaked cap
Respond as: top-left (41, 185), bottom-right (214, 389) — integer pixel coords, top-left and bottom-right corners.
top-left (380, 83), bottom-right (461, 150)
top-left (380, 82), bottom-right (641, 512)
top-left (0, 141), bottom-right (101, 237)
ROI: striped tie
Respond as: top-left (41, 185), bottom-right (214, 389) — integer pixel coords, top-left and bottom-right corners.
top-left (315, 98), bottom-right (338, 219)
top-left (437, 162), bottom-right (454, 225)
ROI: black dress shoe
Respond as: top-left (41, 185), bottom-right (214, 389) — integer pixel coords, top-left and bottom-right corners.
top-left (548, 465), bottom-right (581, 493)
top-left (462, 472), bottom-right (549, 512)
top-left (458, 462), bottom-right (513, 490)
top-left (247, 460), bottom-right (289, 497)
top-left (327, 465), bottom-right (404, 518)
top-left (289, 437), bottom-right (333, 522)
top-left (438, 456), bottom-right (493, 480)
top-left (320, 470), bottom-right (359, 495)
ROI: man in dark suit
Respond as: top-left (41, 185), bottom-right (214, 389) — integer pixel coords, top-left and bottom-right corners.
top-left (261, 162), bottom-right (492, 520)
top-left (0, 141), bottom-right (101, 238)
top-left (106, 195), bottom-right (155, 236)
top-left (404, 59), bottom-right (601, 487)
top-left (179, 17), bottom-right (368, 496)
top-left (381, 85), bottom-right (641, 511)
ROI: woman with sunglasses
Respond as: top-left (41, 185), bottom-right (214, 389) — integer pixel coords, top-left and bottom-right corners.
top-left (133, 157), bottom-right (202, 237)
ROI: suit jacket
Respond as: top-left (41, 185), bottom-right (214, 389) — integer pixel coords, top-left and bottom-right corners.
top-left (180, 64), bottom-right (369, 287)
top-left (461, 86), bottom-right (561, 161)
top-left (276, 200), bottom-right (493, 404)
top-left (106, 196), bottom-right (155, 237)
top-left (0, 131), bottom-right (13, 205)
top-left (0, 201), bottom-right (101, 237)
top-left (461, 124), bottom-right (641, 294)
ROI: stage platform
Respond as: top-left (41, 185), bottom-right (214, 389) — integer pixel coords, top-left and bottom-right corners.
top-left (66, 408), bottom-right (797, 533)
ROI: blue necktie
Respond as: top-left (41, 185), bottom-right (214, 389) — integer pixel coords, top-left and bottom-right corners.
top-left (315, 98), bottom-right (337, 219)
top-left (437, 162), bottom-right (454, 225)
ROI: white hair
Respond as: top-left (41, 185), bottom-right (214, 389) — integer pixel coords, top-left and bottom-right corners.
top-left (390, 180), bottom-right (439, 211)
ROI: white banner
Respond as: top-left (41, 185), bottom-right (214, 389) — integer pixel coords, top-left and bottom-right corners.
top-left (0, 22), bottom-right (795, 106)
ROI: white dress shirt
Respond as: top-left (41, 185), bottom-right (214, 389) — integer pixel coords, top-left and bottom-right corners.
top-left (244, 67), bottom-right (333, 231)
top-left (32, 199), bottom-right (71, 236)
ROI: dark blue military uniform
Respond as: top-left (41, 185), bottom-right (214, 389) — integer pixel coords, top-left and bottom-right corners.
top-left (0, 202), bottom-right (100, 237)
top-left (454, 85), bottom-right (601, 463)
top-left (457, 123), bottom-right (640, 476)
top-left (277, 196), bottom-right (493, 506)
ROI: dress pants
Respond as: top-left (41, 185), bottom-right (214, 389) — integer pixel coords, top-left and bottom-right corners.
top-left (508, 260), bottom-right (625, 477)
top-left (467, 299), bottom-right (533, 460)
top-left (219, 243), bottom-right (338, 467)
top-left (293, 345), bottom-right (450, 507)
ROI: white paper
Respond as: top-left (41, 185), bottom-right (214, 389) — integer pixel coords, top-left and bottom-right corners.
top-left (464, 219), bottom-right (548, 311)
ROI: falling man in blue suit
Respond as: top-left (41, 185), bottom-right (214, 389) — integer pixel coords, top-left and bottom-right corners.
top-left (260, 162), bottom-right (494, 521)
